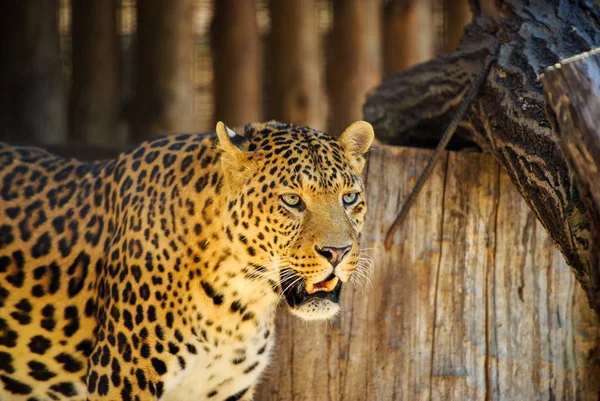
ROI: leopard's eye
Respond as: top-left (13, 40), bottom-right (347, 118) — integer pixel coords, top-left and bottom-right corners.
top-left (281, 193), bottom-right (302, 208)
top-left (342, 192), bottom-right (359, 206)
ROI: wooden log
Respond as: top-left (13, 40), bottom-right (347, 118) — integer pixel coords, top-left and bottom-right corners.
top-left (211, 0), bottom-right (262, 127)
top-left (364, 0), bottom-right (600, 318)
top-left (542, 49), bottom-right (600, 328)
top-left (0, 0), bottom-right (66, 144)
top-left (327, 0), bottom-right (382, 135)
top-left (383, 0), bottom-right (436, 75)
top-left (269, 0), bottom-right (326, 130)
top-left (132, 0), bottom-right (195, 141)
top-left (70, 0), bottom-right (120, 145)
top-left (255, 146), bottom-right (600, 400)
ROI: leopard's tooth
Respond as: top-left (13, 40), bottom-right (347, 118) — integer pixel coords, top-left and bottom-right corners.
top-left (306, 282), bottom-right (315, 294)
top-left (325, 277), bottom-right (339, 292)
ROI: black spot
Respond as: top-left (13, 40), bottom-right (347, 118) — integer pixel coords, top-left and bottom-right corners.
top-left (147, 305), bottom-right (157, 322)
top-left (87, 371), bottom-right (98, 394)
top-left (41, 304), bottom-right (56, 331)
top-left (135, 368), bottom-right (147, 390)
top-left (207, 390), bottom-right (218, 398)
top-left (155, 325), bottom-right (165, 340)
top-left (50, 382), bottom-right (77, 397)
top-left (139, 283), bottom-right (150, 301)
top-left (123, 309), bottom-right (134, 331)
top-left (111, 358), bottom-right (121, 387)
top-left (151, 357), bottom-right (167, 375)
top-left (166, 311), bottom-right (174, 328)
top-left (76, 339), bottom-right (94, 357)
top-left (28, 335), bottom-right (51, 354)
top-left (31, 232), bottom-right (51, 258)
top-left (27, 360), bottom-right (56, 381)
top-left (162, 153), bottom-right (176, 168)
top-left (52, 216), bottom-right (65, 234)
top-left (121, 377), bottom-right (133, 401)
top-left (140, 343), bottom-right (151, 358)
top-left (0, 224), bottom-right (14, 247)
top-left (185, 343), bottom-right (197, 354)
top-left (243, 361), bottom-right (259, 374)
top-left (0, 351), bottom-right (14, 373)
top-left (201, 281), bottom-right (224, 305)
top-left (55, 353), bottom-right (83, 373)
top-left (226, 387), bottom-right (250, 401)
top-left (6, 250), bottom-right (25, 288)
top-left (0, 374), bottom-right (32, 394)
top-left (67, 252), bottom-right (90, 297)
top-left (100, 345), bottom-right (111, 367)
top-left (97, 374), bottom-right (109, 396)
top-left (63, 306), bottom-right (80, 337)
top-left (0, 318), bottom-right (17, 347)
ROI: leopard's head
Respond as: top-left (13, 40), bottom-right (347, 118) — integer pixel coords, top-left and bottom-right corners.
top-left (217, 120), bottom-right (374, 320)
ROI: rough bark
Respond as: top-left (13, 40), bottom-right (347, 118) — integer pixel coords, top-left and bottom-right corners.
top-left (269, 0), bottom-right (326, 130)
top-left (255, 146), bottom-right (600, 401)
top-left (133, 0), bottom-right (195, 141)
top-left (327, 0), bottom-right (382, 135)
top-left (364, 0), bottom-right (600, 318)
top-left (0, 0), bottom-right (66, 144)
top-left (211, 0), bottom-right (262, 127)
top-left (70, 0), bottom-right (120, 145)
top-left (543, 49), bottom-right (600, 325)
top-left (383, 0), bottom-right (436, 75)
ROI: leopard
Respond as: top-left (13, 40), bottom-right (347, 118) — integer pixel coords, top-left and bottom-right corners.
top-left (0, 120), bottom-right (374, 401)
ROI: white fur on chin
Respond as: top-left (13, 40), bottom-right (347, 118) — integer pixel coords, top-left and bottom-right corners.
top-left (288, 298), bottom-right (341, 321)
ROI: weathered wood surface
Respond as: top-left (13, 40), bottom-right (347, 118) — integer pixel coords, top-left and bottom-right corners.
top-left (255, 146), bottom-right (600, 401)
top-left (364, 0), bottom-right (600, 320)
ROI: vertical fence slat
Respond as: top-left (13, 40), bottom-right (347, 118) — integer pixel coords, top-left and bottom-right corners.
top-left (70, 0), bottom-right (120, 145)
top-left (0, 0), bottom-right (66, 144)
top-left (383, 0), bottom-right (436, 75)
top-left (269, 0), bottom-right (326, 130)
top-left (133, 0), bottom-right (196, 141)
top-left (327, 0), bottom-right (382, 135)
top-left (211, 0), bottom-right (262, 128)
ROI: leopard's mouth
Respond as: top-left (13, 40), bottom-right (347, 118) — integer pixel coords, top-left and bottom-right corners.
top-left (282, 273), bottom-right (342, 308)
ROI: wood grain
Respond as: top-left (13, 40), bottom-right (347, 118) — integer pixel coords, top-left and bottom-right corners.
top-left (255, 145), bottom-right (600, 400)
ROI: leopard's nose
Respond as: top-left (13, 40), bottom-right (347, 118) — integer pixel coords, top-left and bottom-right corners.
top-left (315, 245), bottom-right (352, 268)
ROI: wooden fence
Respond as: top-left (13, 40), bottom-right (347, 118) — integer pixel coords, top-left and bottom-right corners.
top-left (255, 146), bottom-right (600, 400)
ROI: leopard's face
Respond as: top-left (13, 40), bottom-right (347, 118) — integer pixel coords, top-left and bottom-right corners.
top-left (217, 121), bottom-right (374, 321)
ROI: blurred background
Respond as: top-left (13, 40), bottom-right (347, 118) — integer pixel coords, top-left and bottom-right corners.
top-left (0, 0), bottom-right (470, 154)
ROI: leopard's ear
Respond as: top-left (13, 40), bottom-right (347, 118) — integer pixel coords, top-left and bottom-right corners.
top-left (216, 121), bottom-right (247, 155)
top-left (216, 121), bottom-right (253, 185)
top-left (338, 121), bottom-right (374, 174)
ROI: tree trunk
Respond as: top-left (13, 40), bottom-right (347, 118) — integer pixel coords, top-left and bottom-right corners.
top-left (211, 0), bottom-right (261, 127)
top-left (328, 0), bottom-right (382, 135)
top-left (70, 0), bottom-right (120, 145)
top-left (364, 0), bottom-right (600, 319)
top-left (133, 0), bottom-right (195, 142)
top-left (543, 49), bottom-right (600, 318)
top-left (0, 0), bottom-right (66, 144)
top-left (256, 146), bottom-right (600, 400)
top-left (383, 0), bottom-right (436, 75)
top-left (269, 0), bottom-right (326, 130)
